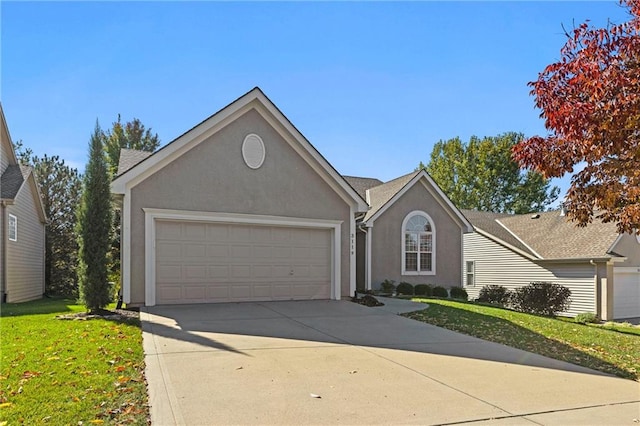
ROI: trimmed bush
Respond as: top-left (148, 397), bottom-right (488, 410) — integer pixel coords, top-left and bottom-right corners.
top-left (380, 279), bottom-right (396, 294)
top-left (432, 286), bottom-right (448, 298)
top-left (396, 282), bottom-right (414, 295)
top-left (477, 285), bottom-right (511, 305)
top-left (510, 281), bottom-right (571, 316)
top-left (449, 287), bottom-right (468, 300)
top-left (575, 312), bottom-right (599, 324)
top-left (414, 284), bottom-right (433, 296)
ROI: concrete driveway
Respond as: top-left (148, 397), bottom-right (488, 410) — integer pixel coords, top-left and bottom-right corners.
top-left (141, 300), bottom-right (640, 425)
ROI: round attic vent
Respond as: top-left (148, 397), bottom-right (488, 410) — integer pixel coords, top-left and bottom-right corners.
top-left (242, 133), bottom-right (265, 169)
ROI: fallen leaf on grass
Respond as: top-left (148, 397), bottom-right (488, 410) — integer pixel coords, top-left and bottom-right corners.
top-left (0, 402), bottom-right (13, 408)
top-left (115, 366), bottom-right (126, 372)
top-left (89, 420), bottom-right (104, 424)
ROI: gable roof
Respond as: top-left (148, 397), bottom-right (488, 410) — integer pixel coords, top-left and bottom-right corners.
top-left (499, 211), bottom-right (620, 260)
top-left (342, 176), bottom-right (383, 200)
top-left (359, 170), bottom-right (473, 232)
top-left (461, 209), bottom-right (536, 258)
top-left (1, 164), bottom-right (29, 200)
top-left (464, 209), bottom-right (622, 260)
top-left (117, 148), bottom-right (153, 175)
top-left (364, 171), bottom-right (417, 222)
top-left (111, 87), bottom-right (368, 212)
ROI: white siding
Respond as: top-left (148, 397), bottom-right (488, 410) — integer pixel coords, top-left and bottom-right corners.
top-left (6, 178), bottom-right (45, 303)
top-left (463, 232), bottom-right (596, 317)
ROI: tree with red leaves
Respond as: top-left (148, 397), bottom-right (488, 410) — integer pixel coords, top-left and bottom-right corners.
top-left (513, 0), bottom-right (640, 234)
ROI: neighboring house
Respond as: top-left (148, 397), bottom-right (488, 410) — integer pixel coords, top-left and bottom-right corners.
top-left (111, 87), bottom-right (472, 307)
top-left (0, 104), bottom-right (47, 303)
top-left (462, 209), bottom-right (640, 320)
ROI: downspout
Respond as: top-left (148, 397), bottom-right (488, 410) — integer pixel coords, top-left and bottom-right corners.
top-left (357, 222), bottom-right (371, 291)
top-left (590, 259), bottom-right (600, 320)
top-left (1, 201), bottom-right (6, 303)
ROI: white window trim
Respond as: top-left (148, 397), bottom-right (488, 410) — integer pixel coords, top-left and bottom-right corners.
top-left (8, 214), bottom-right (17, 241)
top-left (401, 210), bottom-right (436, 276)
top-left (466, 260), bottom-right (475, 287)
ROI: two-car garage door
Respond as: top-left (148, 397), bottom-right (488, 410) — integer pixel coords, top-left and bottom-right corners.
top-left (154, 220), bottom-right (332, 304)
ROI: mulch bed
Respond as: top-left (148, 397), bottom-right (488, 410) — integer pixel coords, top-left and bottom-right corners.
top-left (351, 294), bottom-right (384, 307)
top-left (56, 308), bottom-right (140, 322)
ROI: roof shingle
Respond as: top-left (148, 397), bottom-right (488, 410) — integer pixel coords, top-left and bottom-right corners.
top-left (117, 148), bottom-right (153, 176)
top-left (363, 171), bottom-right (419, 222)
top-left (1, 164), bottom-right (29, 200)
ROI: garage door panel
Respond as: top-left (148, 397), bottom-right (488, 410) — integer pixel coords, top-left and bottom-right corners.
top-left (614, 270), bottom-right (640, 319)
top-left (155, 220), bottom-right (332, 305)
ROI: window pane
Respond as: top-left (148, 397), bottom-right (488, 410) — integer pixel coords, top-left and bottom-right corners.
top-left (466, 274), bottom-right (474, 287)
top-left (405, 233), bottom-right (418, 251)
top-left (405, 253), bottom-right (417, 271)
top-left (407, 215), bottom-right (429, 232)
top-left (420, 234), bottom-right (432, 252)
top-left (420, 253), bottom-right (432, 271)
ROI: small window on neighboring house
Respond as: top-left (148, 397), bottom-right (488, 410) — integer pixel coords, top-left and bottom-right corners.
top-left (466, 261), bottom-right (475, 287)
top-left (8, 214), bottom-right (17, 241)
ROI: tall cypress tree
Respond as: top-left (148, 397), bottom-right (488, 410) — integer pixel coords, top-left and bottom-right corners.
top-left (77, 121), bottom-right (113, 312)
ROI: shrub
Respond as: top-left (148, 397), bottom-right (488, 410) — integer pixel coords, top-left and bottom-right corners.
top-left (575, 312), bottom-right (599, 324)
top-left (477, 285), bottom-right (511, 305)
top-left (396, 282), bottom-right (414, 295)
top-left (449, 287), bottom-right (468, 300)
top-left (414, 284), bottom-right (433, 296)
top-left (432, 286), bottom-right (449, 298)
top-left (510, 282), bottom-right (571, 316)
top-left (380, 279), bottom-right (396, 294)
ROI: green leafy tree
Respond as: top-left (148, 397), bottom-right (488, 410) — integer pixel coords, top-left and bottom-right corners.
top-left (13, 144), bottom-right (83, 296)
top-left (103, 114), bottom-right (160, 176)
top-left (422, 132), bottom-right (559, 214)
top-left (101, 115), bottom-right (160, 297)
top-left (77, 122), bottom-right (113, 311)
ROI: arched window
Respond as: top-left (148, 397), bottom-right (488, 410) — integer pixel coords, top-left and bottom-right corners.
top-left (402, 211), bottom-right (435, 275)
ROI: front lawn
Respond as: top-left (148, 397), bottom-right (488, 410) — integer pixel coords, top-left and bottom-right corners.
top-left (0, 298), bottom-right (148, 424)
top-left (405, 298), bottom-right (640, 381)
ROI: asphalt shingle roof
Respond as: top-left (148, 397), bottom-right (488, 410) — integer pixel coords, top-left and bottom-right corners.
top-left (463, 209), bottom-right (621, 260)
top-left (363, 171), bottom-right (419, 222)
top-left (343, 176), bottom-right (383, 200)
top-left (1, 164), bottom-right (29, 200)
top-left (117, 148), bottom-right (153, 176)
top-left (498, 210), bottom-right (620, 259)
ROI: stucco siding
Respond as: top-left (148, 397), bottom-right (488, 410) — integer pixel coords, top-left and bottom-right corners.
top-left (464, 232), bottom-right (596, 317)
top-left (6, 178), bottom-right (45, 302)
top-left (127, 108), bottom-right (352, 305)
top-left (370, 182), bottom-right (463, 288)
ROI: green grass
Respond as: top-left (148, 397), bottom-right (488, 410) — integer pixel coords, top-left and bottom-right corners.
top-left (405, 298), bottom-right (640, 381)
top-left (0, 298), bottom-right (148, 424)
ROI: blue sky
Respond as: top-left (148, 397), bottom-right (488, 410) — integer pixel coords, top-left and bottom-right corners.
top-left (1, 1), bottom-right (632, 204)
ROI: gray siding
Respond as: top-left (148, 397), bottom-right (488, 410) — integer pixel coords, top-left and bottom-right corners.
top-left (370, 182), bottom-right (464, 288)
top-left (6, 177), bottom-right (45, 302)
top-left (127, 108), bottom-right (353, 305)
top-left (464, 232), bottom-right (596, 317)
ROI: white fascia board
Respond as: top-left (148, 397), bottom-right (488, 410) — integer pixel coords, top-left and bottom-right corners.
top-left (364, 170), bottom-right (473, 232)
top-left (473, 227), bottom-right (539, 261)
top-left (254, 92), bottom-right (368, 213)
top-left (111, 92), bottom-right (256, 194)
top-left (417, 171), bottom-right (473, 233)
top-left (494, 219), bottom-right (544, 259)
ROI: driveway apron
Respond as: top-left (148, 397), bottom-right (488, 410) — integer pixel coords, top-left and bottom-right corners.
top-left (141, 300), bottom-right (640, 425)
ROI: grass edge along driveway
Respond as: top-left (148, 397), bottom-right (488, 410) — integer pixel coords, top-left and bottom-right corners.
top-left (405, 298), bottom-right (640, 381)
top-left (0, 298), bottom-right (149, 425)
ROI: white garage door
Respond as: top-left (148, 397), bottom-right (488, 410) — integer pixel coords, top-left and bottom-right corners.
top-left (155, 220), bottom-right (332, 304)
top-left (614, 268), bottom-right (640, 319)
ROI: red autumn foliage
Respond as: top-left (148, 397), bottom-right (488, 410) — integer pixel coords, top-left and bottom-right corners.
top-left (513, 0), bottom-right (640, 233)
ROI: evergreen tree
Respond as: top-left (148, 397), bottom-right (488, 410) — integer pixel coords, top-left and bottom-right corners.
top-left (77, 121), bottom-right (113, 311)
